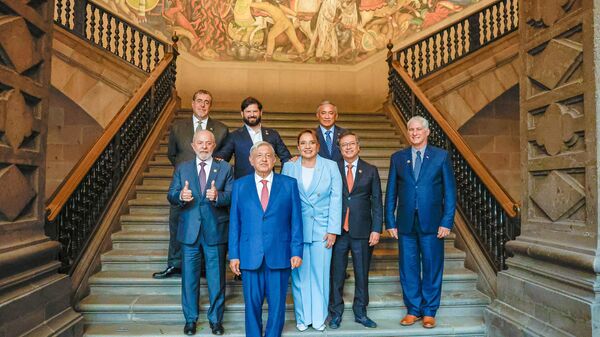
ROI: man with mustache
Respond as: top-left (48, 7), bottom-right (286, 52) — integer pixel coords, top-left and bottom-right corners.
top-left (215, 96), bottom-right (292, 179)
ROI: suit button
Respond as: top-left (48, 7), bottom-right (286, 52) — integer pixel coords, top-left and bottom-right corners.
top-left (348, 197), bottom-right (351, 200)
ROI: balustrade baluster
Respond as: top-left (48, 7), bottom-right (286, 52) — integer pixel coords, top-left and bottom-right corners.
top-left (146, 36), bottom-right (152, 72)
top-left (56, 0), bottom-right (64, 27)
top-left (65, 0), bottom-right (72, 29)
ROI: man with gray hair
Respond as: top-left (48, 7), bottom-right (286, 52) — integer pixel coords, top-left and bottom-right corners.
top-left (315, 100), bottom-right (347, 162)
top-left (229, 141), bottom-right (303, 337)
top-left (385, 115), bottom-right (457, 329)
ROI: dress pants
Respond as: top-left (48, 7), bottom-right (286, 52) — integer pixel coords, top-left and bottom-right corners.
top-left (329, 231), bottom-right (370, 318)
top-left (242, 259), bottom-right (290, 337)
top-left (167, 205), bottom-right (182, 268)
top-left (398, 214), bottom-right (445, 317)
top-left (292, 241), bottom-right (332, 328)
top-left (181, 230), bottom-right (226, 324)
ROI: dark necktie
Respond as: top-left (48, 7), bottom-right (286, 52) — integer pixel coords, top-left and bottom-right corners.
top-left (199, 161), bottom-right (207, 194)
top-left (414, 150), bottom-right (422, 180)
top-left (325, 130), bottom-right (333, 156)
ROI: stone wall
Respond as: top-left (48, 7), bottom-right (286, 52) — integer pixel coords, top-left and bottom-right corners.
top-left (459, 85), bottom-right (520, 201)
top-left (46, 87), bottom-right (103, 199)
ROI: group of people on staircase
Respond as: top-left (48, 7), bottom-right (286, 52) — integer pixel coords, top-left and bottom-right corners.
top-left (157, 89), bottom-right (457, 336)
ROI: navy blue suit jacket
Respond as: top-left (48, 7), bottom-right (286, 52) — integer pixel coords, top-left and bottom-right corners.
top-left (338, 158), bottom-right (383, 239)
top-left (167, 159), bottom-right (234, 245)
top-left (228, 173), bottom-right (303, 270)
top-left (214, 126), bottom-right (292, 179)
top-left (385, 145), bottom-right (456, 234)
top-left (316, 125), bottom-right (346, 162)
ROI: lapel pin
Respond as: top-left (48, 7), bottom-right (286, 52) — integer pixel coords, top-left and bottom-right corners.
top-left (407, 160), bottom-right (411, 164)
top-left (358, 169), bottom-right (363, 174)
top-left (213, 169), bottom-right (217, 173)
top-left (209, 127), bottom-right (213, 131)
top-left (265, 130), bottom-right (270, 135)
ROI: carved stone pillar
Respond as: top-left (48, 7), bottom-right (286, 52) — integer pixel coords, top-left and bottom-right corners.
top-left (0, 1), bottom-right (82, 336)
top-left (486, 1), bottom-right (600, 336)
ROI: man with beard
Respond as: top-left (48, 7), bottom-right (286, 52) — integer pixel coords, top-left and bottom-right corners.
top-left (215, 96), bottom-right (291, 179)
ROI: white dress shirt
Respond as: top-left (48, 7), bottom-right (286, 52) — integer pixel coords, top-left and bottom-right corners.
top-left (301, 166), bottom-right (315, 192)
top-left (193, 114), bottom-right (208, 132)
top-left (245, 125), bottom-right (263, 144)
top-left (196, 156), bottom-right (213, 183)
top-left (254, 171), bottom-right (273, 198)
top-left (344, 157), bottom-right (359, 177)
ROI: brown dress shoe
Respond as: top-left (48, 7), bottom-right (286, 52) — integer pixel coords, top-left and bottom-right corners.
top-left (400, 314), bottom-right (422, 326)
top-left (423, 316), bottom-right (436, 328)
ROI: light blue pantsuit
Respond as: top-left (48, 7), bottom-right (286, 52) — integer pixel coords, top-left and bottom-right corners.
top-left (283, 156), bottom-right (342, 328)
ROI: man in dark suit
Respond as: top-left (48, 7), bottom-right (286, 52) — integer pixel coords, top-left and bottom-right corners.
top-left (228, 141), bottom-right (303, 337)
top-left (167, 130), bottom-right (234, 335)
top-left (315, 100), bottom-right (346, 162)
top-left (385, 116), bottom-right (457, 329)
top-left (154, 89), bottom-right (229, 279)
top-left (328, 130), bottom-right (382, 329)
top-left (215, 96), bottom-right (291, 179)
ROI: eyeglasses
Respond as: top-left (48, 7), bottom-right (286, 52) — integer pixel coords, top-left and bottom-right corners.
top-left (340, 141), bottom-right (358, 148)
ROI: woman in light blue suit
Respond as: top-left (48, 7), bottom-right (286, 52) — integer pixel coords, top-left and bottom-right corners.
top-left (282, 129), bottom-right (342, 331)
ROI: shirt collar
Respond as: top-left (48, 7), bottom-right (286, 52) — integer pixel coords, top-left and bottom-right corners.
top-left (255, 171), bottom-right (273, 184)
top-left (193, 114), bottom-right (208, 126)
top-left (412, 145), bottom-right (427, 156)
top-left (319, 124), bottom-right (335, 136)
top-left (344, 157), bottom-right (359, 168)
top-left (245, 124), bottom-right (261, 135)
top-left (196, 156), bottom-right (213, 167)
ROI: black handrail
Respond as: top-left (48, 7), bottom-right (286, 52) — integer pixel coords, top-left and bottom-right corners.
top-left (54, 0), bottom-right (166, 72)
top-left (393, 0), bottom-right (518, 80)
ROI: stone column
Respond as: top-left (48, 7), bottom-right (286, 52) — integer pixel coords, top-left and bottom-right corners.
top-left (0, 1), bottom-right (82, 336)
top-left (486, 1), bottom-right (600, 336)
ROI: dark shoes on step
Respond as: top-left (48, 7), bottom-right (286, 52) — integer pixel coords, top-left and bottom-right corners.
top-left (355, 316), bottom-right (377, 328)
top-left (184, 322), bottom-right (196, 335)
top-left (210, 322), bottom-right (224, 335)
top-left (152, 266), bottom-right (180, 279)
top-left (183, 321), bottom-right (224, 335)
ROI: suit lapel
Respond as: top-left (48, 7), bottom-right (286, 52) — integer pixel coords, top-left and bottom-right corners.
top-left (403, 149), bottom-right (416, 183)
top-left (240, 127), bottom-right (254, 147)
top-left (306, 157), bottom-right (324, 196)
top-left (351, 159), bottom-right (365, 193)
top-left (294, 160), bottom-right (308, 199)
top-left (205, 159), bottom-right (220, 191)
top-left (265, 173), bottom-right (282, 213)
top-left (416, 146), bottom-right (432, 182)
top-left (185, 160), bottom-right (201, 196)
top-left (206, 118), bottom-right (215, 133)
top-left (337, 160), bottom-right (349, 195)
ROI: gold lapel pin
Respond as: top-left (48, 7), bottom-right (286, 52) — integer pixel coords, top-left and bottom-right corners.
top-left (358, 169), bottom-right (363, 174)
top-left (265, 130), bottom-right (270, 135)
top-left (213, 169), bottom-right (217, 172)
top-left (210, 127), bottom-right (213, 131)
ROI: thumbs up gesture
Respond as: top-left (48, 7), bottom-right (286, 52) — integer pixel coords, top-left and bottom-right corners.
top-left (180, 180), bottom-right (194, 202)
top-left (206, 180), bottom-right (218, 201)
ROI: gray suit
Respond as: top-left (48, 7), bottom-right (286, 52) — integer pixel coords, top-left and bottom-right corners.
top-left (165, 116), bottom-right (229, 268)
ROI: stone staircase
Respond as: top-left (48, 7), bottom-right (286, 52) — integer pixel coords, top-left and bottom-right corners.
top-left (77, 109), bottom-right (490, 336)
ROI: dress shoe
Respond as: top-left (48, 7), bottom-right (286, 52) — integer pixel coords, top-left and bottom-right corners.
top-left (234, 274), bottom-right (242, 281)
top-left (400, 314), bottom-right (422, 326)
top-left (209, 322), bottom-right (224, 335)
top-left (152, 266), bottom-right (181, 279)
top-left (355, 316), bottom-right (377, 328)
top-left (314, 324), bottom-right (326, 331)
top-left (296, 323), bottom-right (308, 332)
top-left (328, 315), bottom-right (342, 329)
top-left (423, 316), bottom-right (436, 329)
top-left (183, 322), bottom-right (196, 335)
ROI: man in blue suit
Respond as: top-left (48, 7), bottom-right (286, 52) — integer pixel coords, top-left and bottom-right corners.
top-left (229, 141), bottom-right (303, 337)
top-left (385, 116), bottom-right (456, 329)
top-left (315, 101), bottom-right (346, 162)
top-left (167, 130), bottom-right (234, 336)
top-left (215, 97), bottom-right (291, 179)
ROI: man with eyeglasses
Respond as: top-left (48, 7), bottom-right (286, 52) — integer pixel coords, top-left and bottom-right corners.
top-left (315, 100), bottom-right (347, 162)
top-left (328, 130), bottom-right (382, 329)
top-left (153, 90), bottom-right (229, 279)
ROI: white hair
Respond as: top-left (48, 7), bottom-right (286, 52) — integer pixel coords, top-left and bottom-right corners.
top-left (407, 116), bottom-right (429, 130)
top-left (249, 141), bottom-right (275, 157)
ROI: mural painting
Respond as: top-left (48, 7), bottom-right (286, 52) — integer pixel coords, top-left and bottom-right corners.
top-left (98, 0), bottom-right (480, 64)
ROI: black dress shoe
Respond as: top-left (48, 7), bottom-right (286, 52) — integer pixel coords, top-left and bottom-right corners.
top-left (210, 322), bottom-right (224, 335)
top-left (329, 315), bottom-right (342, 329)
top-left (184, 322), bottom-right (196, 335)
top-left (152, 266), bottom-right (181, 279)
top-left (234, 274), bottom-right (242, 281)
top-left (355, 316), bottom-right (377, 328)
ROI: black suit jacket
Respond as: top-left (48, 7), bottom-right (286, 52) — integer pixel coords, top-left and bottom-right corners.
top-left (338, 158), bottom-right (383, 239)
top-left (214, 126), bottom-right (292, 179)
top-left (167, 117), bottom-right (229, 166)
top-left (316, 125), bottom-right (346, 162)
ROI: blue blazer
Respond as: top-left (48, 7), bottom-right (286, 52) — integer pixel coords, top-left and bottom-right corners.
top-left (282, 156), bottom-right (342, 242)
top-left (167, 159), bottom-right (234, 245)
top-left (228, 173), bottom-right (303, 270)
top-left (214, 126), bottom-right (292, 179)
top-left (385, 146), bottom-right (456, 234)
top-left (316, 125), bottom-right (346, 162)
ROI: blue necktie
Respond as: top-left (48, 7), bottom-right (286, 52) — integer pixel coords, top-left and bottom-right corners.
top-left (325, 130), bottom-right (333, 156)
top-left (414, 150), bottom-right (422, 180)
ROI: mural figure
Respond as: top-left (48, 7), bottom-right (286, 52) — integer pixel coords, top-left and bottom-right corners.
top-left (106, 0), bottom-right (479, 64)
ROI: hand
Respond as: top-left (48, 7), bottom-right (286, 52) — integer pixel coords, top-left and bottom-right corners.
top-left (387, 228), bottom-right (398, 239)
top-left (206, 180), bottom-right (218, 201)
top-left (229, 259), bottom-right (241, 276)
top-left (291, 256), bottom-right (302, 269)
top-left (437, 226), bottom-right (451, 239)
top-left (369, 231), bottom-right (380, 246)
top-left (214, 157), bottom-right (223, 161)
top-left (323, 233), bottom-right (336, 249)
top-left (180, 180), bottom-right (194, 202)
top-left (289, 155), bottom-right (299, 162)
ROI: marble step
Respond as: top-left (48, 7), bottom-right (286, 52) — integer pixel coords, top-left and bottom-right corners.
top-left (101, 245), bottom-right (465, 271)
top-left (78, 288), bottom-right (490, 323)
top-left (164, 129), bottom-right (400, 139)
top-left (89, 267), bottom-right (478, 296)
top-left (83, 317), bottom-right (486, 337)
top-left (189, 108), bottom-right (389, 117)
top-left (146, 157), bottom-right (392, 170)
top-left (152, 146), bottom-right (397, 159)
top-left (158, 137), bottom-right (405, 148)
top-left (193, 120), bottom-right (396, 130)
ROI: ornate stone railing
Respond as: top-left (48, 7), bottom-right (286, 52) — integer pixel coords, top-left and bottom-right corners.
top-left (45, 49), bottom-right (178, 272)
top-left (388, 60), bottom-right (520, 271)
top-left (393, 0), bottom-right (518, 80)
top-left (54, 0), bottom-right (166, 72)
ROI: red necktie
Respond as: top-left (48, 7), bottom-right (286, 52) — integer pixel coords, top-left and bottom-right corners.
top-left (343, 164), bottom-right (354, 232)
top-left (260, 179), bottom-right (269, 211)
